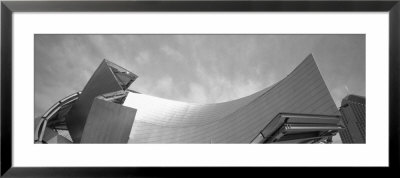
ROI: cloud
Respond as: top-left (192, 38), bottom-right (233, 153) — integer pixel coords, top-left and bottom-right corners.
top-left (186, 83), bottom-right (208, 103)
top-left (160, 45), bottom-right (185, 62)
top-left (331, 86), bottom-right (349, 107)
top-left (134, 51), bottom-right (150, 65)
top-left (190, 62), bottom-right (263, 103)
top-left (34, 35), bottom-right (103, 115)
top-left (151, 76), bottom-right (174, 98)
top-left (232, 80), bottom-right (263, 99)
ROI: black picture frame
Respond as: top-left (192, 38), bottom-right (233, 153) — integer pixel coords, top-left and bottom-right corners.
top-left (1, 0), bottom-right (399, 177)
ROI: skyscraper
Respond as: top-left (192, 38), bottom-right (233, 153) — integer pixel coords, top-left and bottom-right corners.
top-left (339, 95), bottom-right (366, 143)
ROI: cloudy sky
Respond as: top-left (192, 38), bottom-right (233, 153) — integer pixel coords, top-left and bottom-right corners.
top-left (35, 35), bottom-right (365, 140)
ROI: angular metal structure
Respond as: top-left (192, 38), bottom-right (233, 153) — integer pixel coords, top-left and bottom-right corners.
top-left (65, 60), bottom-right (137, 143)
top-left (257, 113), bottom-right (342, 143)
top-left (35, 54), bottom-right (344, 144)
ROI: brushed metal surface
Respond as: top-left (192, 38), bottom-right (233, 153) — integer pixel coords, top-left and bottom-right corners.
top-left (124, 54), bottom-right (340, 143)
top-left (81, 98), bottom-right (137, 143)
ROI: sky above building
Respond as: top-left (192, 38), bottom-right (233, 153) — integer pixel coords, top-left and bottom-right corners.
top-left (35, 35), bottom-right (365, 143)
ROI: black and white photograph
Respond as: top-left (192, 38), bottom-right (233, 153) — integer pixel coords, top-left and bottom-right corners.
top-left (2, 0), bottom-right (399, 176)
top-left (34, 34), bottom-right (365, 144)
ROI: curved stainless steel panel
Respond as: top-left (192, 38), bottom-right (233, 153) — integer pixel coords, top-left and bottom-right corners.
top-left (123, 54), bottom-right (340, 143)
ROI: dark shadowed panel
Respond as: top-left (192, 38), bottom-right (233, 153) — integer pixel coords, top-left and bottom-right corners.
top-left (66, 60), bottom-right (123, 143)
top-left (81, 98), bottom-right (136, 143)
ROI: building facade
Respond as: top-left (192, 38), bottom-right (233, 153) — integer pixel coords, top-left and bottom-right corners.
top-left (34, 54), bottom-right (344, 144)
top-left (339, 95), bottom-right (366, 143)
